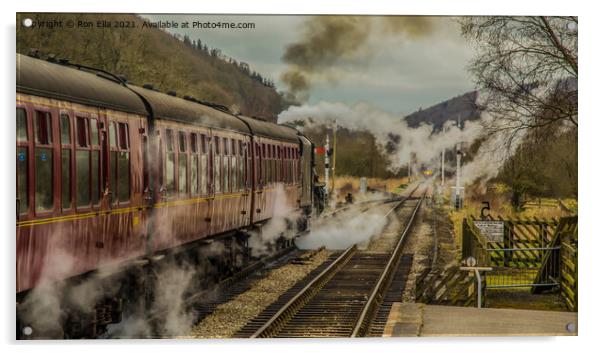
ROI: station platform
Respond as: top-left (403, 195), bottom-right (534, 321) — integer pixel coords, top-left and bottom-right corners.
top-left (383, 303), bottom-right (577, 337)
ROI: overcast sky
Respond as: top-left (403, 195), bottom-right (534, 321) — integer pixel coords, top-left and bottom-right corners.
top-left (142, 14), bottom-right (476, 115)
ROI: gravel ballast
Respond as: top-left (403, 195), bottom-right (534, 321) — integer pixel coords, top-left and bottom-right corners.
top-left (189, 249), bottom-right (332, 338)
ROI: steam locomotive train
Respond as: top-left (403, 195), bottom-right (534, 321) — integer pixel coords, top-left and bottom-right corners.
top-left (16, 53), bottom-right (322, 338)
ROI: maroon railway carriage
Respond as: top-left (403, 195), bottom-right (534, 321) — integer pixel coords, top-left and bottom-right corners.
top-left (16, 53), bottom-right (315, 336)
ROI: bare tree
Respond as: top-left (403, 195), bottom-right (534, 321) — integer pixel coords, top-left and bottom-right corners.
top-left (460, 16), bottom-right (577, 149)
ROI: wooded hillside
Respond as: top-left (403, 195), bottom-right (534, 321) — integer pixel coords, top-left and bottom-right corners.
top-left (17, 13), bottom-right (287, 120)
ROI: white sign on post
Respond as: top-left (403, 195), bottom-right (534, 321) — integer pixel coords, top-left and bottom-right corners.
top-left (473, 220), bottom-right (504, 242)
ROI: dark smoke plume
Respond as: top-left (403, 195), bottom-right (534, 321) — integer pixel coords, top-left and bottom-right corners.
top-left (281, 16), bottom-right (436, 100)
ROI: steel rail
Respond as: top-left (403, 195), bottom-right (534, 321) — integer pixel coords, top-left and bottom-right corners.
top-left (351, 189), bottom-right (425, 337)
top-left (249, 245), bottom-right (356, 338)
top-left (249, 184), bottom-right (422, 338)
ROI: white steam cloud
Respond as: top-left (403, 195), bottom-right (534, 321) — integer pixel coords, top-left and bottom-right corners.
top-left (295, 206), bottom-right (388, 250)
top-left (248, 183), bottom-right (300, 257)
top-left (278, 97), bottom-right (517, 191)
top-left (279, 100), bottom-right (482, 170)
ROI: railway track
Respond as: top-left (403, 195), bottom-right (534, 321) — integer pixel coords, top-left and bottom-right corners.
top-left (143, 197), bottom-right (397, 338)
top-left (234, 187), bottom-right (425, 338)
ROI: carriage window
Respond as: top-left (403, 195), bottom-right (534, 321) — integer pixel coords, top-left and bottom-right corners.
top-left (271, 145), bottom-right (275, 183)
top-left (200, 154), bottom-right (208, 195)
top-left (223, 153), bottom-right (229, 193)
top-left (143, 136), bottom-right (150, 192)
top-left (60, 114), bottom-right (70, 144)
top-left (76, 150), bottom-right (90, 207)
top-left (17, 147), bottom-right (28, 214)
top-left (179, 132), bottom-right (186, 153)
top-left (35, 111), bottom-right (52, 145)
top-left (76, 117), bottom-right (88, 147)
top-left (118, 151), bottom-right (130, 202)
top-left (91, 151), bottom-right (100, 205)
top-left (108, 121), bottom-right (130, 204)
top-left (17, 108), bottom-right (28, 142)
top-left (214, 155), bottom-right (221, 193)
top-left (277, 146), bottom-right (281, 182)
top-left (118, 123), bottom-right (130, 202)
top-left (109, 154), bottom-right (117, 205)
top-left (200, 134), bottom-right (207, 154)
top-left (109, 122), bottom-right (117, 148)
top-left (266, 145), bottom-right (270, 184)
top-left (214, 136), bottom-right (220, 154)
top-left (191, 153), bottom-right (199, 195)
top-left (237, 140), bottom-right (242, 190)
top-left (35, 148), bottom-right (53, 211)
top-left (118, 123), bottom-right (129, 149)
top-left (190, 134), bottom-right (198, 195)
top-left (165, 129), bottom-right (175, 195)
top-left (17, 109), bottom-right (30, 214)
top-left (109, 155), bottom-right (117, 204)
top-left (178, 131), bottom-right (187, 195)
top-left (223, 138), bottom-right (229, 192)
top-left (231, 154), bottom-right (237, 193)
top-left (190, 134), bottom-right (197, 153)
top-left (75, 117), bottom-right (102, 208)
top-left (284, 147), bottom-right (288, 183)
top-left (34, 111), bottom-right (54, 212)
top-left (61, 150), bottom-right (71, 209)
top-left (90, 119), bottom-right (99, 146)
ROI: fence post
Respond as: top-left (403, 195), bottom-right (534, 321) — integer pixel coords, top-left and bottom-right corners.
top-left (503, 222), bottom-right (511, 267)
top-left (462, 219), bottom-right (470, 259)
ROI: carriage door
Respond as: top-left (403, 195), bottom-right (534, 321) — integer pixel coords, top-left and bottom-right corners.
top-left (97, 111), bottom-right (110, 211)
top-left (254, 138), bottom-right (264, 220)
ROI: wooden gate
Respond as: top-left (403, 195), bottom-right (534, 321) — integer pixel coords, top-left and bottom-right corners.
top-left (462, 215), bottom-right (577, 311)
top-left (415, 267), bottom-right (480, 307)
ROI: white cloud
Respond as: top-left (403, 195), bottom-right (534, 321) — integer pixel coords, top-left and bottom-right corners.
top-left (142, 14), bottom-right (476, 114)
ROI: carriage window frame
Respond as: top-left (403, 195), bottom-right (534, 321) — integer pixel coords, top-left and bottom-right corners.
top-left (200, 133), bottom-right (209, 196)
top-left (33, 110), bottom-right (54, 214)
top-left (163, 128), bottom-right (176, 197)
top-left (16, 107), bottom-right (31, 216)
top-left (255, 142), bottom-right (261, 186)
top-left (108, 120), bottom-right (131, 205)
top-left (266, 144), bottom-right (270, 185)
top-left (190, 133), bottom-right (199, 196)
top-left (276, 145), bottom-right (279, 184)
top-left (214, 136), bottom-right (222, 193)
top-left (75, 116), bottom-right (103, 209)
top-left (222, 137), bottom-right (230, 193)
top-left (177, 131), bottom-right (188, 196)
top-left (60, 112), bottom-right (73, 211)
top-left (231, 139), bottom-right (237, 193)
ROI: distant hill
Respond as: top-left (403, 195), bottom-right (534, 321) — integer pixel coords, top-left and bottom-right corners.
top-left (404, 91), bottom-right (481, 130)
top-left (16, 13), bottom-right (287, 121)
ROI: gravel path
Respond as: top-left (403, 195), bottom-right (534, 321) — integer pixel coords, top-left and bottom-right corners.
top-left (402, 202), bottom-right (435, 302)
top-left (189, 249), bottom-right (332, 338)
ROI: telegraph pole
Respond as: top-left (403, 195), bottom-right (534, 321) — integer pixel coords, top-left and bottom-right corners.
top-left (456, 115), bottom-right (461, 191)
top-left (456, 149), bottom-right (461, 191)
top-left (324, 134), bottom-right (330, 200)
top-left (453, 115), bottom-right (464, 209)
top-left (441, 149), bottom-right (445, 186)
top-left (332, 120), bottom-right (337, 196)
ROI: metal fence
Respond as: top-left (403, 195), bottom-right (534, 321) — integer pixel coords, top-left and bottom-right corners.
top-left (461, 216), bottom-right (577, 310)
top-left (485, 247), bottom-right (559, 288)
